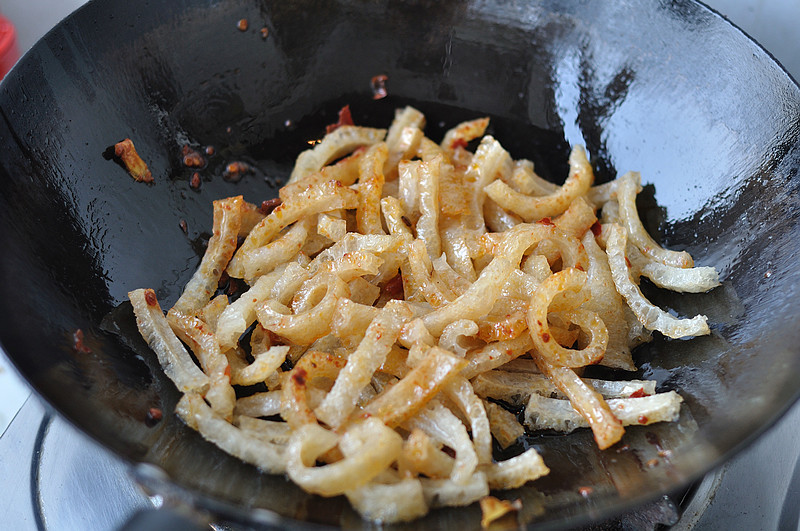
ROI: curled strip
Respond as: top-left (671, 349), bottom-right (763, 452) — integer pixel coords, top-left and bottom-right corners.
top-left (288, 125), bottom-right (386, 183)
top-left (286, 418), bottom-right (403, 497)
top-left (606, 224), bottom-right (710, 338)
top-left (485, 145), bottom-right (593, 222)
top-left (615, 171), bottom-right (693, 268)
top-left (527, 268), bottom-right (608, 368)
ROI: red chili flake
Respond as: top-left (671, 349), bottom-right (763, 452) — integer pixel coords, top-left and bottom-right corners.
top-left (179, 219), bottom-right (188, 234)
top-left (539, 217), bottom-right (554, 226)
top-left (625, 256), bottom-right (632, 268)
top-left (578, 486), bottom-right (593, 498)
top-left (292, 368), bottom-right (307, 386)
top-left (204, 145), bottom-right (215, 156)
top-left (575, 264), bottom-right (584, 271)
top-left (370, 74), bottom-right (388, 100)
top-left (144, 289), bottom-right (158, 307)
top-left (260, 27), bottom-right (269, 39)
top-left (260, 197), bottom-right (282, 215)
top-left (223, 161), bottom-right (251, 182)
top-left (638, 415), bottom-right (649, 424)
top-left (145, 407), bottom-right (163, 426)
top-left (224, 365), bottom-right (231, 378)
top-left (182, 145), bottom-right (206, 168)
top-left (190, 172), bottom-right (201, 189)
top-left (72, 329), bottom-right (91, 354)
top-left (382, 274), bottom-right (405, 301)
top-left (326, 104), bottom-right (355, 134)
top-left (590, 221), bottom-right (602, 236)
top-left (237, 18), bottom-right (248, 31)
top-left (450, 138), bottom-right (468, 150)
top-left (646, 458), bottom-right (659, 468)
top-left (629, 388), bottom-right (647, 398)
top-left (541, 332), bottom-right (551, 343)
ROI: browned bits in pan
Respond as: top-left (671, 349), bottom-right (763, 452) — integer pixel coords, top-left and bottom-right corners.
top-left (237, 18), bottom-right (248, 31)
top-left (223, 161), bottom-right (251, 182)
top-left (114, 138), bottom-right (153, 183)
top-left (370, 74), bottom-right (388, 100)
top-left (190, 172), bottom-right (201, 189)
top-left (182, 145), bottom-right (206, 168)
top-left (204, 145), bottom-right (215, 156)
top-left (260, 27), bottom-right (269, 39)
top-left (179, 219), bottom-right (188, 234)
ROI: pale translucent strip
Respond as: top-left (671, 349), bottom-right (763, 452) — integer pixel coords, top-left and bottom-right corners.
top-left (524, 391), bottom-right (683, 432)
top-left (233, 391), bottom-right (283, 418)
top-left (356, 143), bottom-right (388, 235)
top-left (615, 171), bottom-right (694, 268)
top-left (229, 180), bottom-right (358, 277)
top-left (461, 335), bottom-right (534, 380)
top-left (315, 300), bottom-right (412, 428)
top-left (483, 400), bottom-right (525, 449)
top-left (483, 448), bottom-right (549, 490)
top-left (439, 319), bottom-right (479, 357)
top-left (177, 393), bottom-right (285, 473)
top-left (172, 196), bottom-right (242, 315)
top-left (416, 155), bottom-right (444, 258)
top-left (286, 418), bottom-right (402, 497)
top-left (420, 471), bottom-right (489, 508)
top-left (345, 477), bottom-right (428, 524)
top-left (288, 125), bottom-right (386, 183)
top-left (484, 145), bottom-right (593, 222)
top-left (443, 377), bottom-right (492, 464)
top-left (167, 309), bottom-right (235, 419)
top-left (581, 232), bottom-right (636, 370)
top-left (240, 216), bottom-right (313, 282)
top-left (128, 289), bottom-right (209, 393)
top-left (405, 400), bottom-right (477, 484)
top-left (606, 224), bottom-right (710, 338)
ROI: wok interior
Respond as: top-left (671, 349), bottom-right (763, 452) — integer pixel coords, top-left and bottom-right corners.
top-left (1, 0), bottom-right (799, 528)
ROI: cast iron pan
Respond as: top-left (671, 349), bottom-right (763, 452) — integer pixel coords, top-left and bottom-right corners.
top-left (1, 0), bottom-right (800, 528)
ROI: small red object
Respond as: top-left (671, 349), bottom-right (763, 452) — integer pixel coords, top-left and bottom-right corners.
top-left (0, 14), bottom-right (21, 80)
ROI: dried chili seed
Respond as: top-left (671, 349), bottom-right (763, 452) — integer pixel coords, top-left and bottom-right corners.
top-left (237, 18), bottom-right (248, 31)
top-left (204, 145), bottom-right (215, 156)
top-left (144, 289), bottom-right (158, 306)
top-left (260, 27), bottom-right (269, 39)
top-left (190, 172), bottom-right (201, 189)
top-left (182, 146), bottom-right (206, 168)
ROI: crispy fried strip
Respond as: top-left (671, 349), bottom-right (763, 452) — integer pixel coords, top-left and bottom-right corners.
top-left (357, 143), bottom-right (388, 234)
top-left (483, 400), bottom-right (525, 449)
top-left (281, 350), bottom-right (347, 429)
top-left (229, 180), bottom-right (358, 277)
top-left (615, 171), bottom-right (693, 268)
top-left (363, 347), bottom-right (467, 428)
top-left (485, 145), bottom-right (593, 222)
top-left (286, 418), bottom-right (403, 497)
top-left (315, 300), bottom-right (413, 428)
top-left (128, 289), bottom-right (209, 393)
top-left (240, 217), bottom-right (313, 281)
top-left (288, 126), bottom-right (386, 183)
top-left (483, 448), bottom-right (549, 489)
top-left (167, 309), bottom-right (235, 419)
top-left (606, 224), bottom-right (710, 338)
top-left (531, 354), bottom-right (624, 450)
top-left (234, 391), bottom-right (283, 418)
top-left (280, 148), bottom-right (364, 202)
top-left (172, 196), bottom-right (242, 315)
top-left (524, 391), bottom-right (683, 432)
top-left (177, 393), bottom-right (285, 473)
top-left (443, 377), bottom-right (492, 464)
top-left (345, 478), bottom-right (428, 524)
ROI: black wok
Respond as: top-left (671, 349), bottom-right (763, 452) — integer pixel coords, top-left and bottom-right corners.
top-left (1, 0), bottom-right (799, 528)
